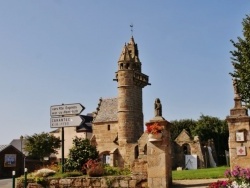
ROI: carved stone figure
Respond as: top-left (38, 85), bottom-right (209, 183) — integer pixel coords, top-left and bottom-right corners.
top-left (233, 79), bottom-right (239, 95)
top-left (154, 98), bottom-right (162, 117)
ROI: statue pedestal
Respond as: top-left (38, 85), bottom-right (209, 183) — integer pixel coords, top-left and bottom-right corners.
top-left (146, 116), bottom-right (171, 188)
top-left (148, 133), bottom-right (162, 142)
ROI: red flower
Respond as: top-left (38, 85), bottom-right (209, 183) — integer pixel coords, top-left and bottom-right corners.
top-left (146, 123), bottom-right (163, 135)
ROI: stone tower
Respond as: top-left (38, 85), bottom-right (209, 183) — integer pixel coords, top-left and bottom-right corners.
top-left (114, 36), bottom-right (150, 144)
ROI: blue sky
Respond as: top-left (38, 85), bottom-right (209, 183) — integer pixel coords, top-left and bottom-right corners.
top-left (0, 1), bottom-right (249, 144)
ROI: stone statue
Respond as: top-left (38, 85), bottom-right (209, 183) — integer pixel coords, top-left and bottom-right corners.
top-left (154, 98), bottom-right (162, 117)
top-left (233, 79), bottom-right (240, 96)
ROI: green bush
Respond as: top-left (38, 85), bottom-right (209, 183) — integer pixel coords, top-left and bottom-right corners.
top-left (104, 165), bottom-right (131, 176)
top-left (64, 137), bottom-right (99, 171)
top-left (52, 171), bottom-right (83, 178)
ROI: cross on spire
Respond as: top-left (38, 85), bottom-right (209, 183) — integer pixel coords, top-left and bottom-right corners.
top-left (130, 24), bottom-right (133, 36)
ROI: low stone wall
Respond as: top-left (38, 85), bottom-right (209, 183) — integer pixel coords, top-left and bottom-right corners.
top-left (16, 174), bottom-right (147, 188)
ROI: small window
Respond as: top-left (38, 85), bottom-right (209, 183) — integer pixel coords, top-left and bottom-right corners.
top-left (103, 154), bottom-right (110, 164)
top-left (107, 124), bottom-right (110, 131)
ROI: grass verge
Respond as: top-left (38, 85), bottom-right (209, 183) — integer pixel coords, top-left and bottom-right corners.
top-left (172, 166), bottom-right (229, 180)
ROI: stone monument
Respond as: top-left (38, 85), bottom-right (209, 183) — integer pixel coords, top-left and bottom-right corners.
top-left (226, 79), bottom-right (250, 170)
top-left (146, 98), bottom-right (172, 188)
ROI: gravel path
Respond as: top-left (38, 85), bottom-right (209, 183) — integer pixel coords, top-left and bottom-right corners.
top-left (171, 178), bottom-right (227, 188)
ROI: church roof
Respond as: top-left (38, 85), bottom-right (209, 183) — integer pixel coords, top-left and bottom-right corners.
top-left (0, 145), bottom-right (8, 152)
top-left (93, 98), bottom-right (118, 123)
top-left (9, 139), bottom-right (23, 151)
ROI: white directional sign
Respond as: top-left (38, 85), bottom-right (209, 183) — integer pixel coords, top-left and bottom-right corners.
top-left (50, 116), bottom-right (84, 128)
top-left (50, 103), bottom-right (85, 117)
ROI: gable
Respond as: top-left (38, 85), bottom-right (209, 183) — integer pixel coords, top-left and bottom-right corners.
top-left (93, 98), bottom-right (118, 123)
top-left (175, 129), bottom-right (192, 142)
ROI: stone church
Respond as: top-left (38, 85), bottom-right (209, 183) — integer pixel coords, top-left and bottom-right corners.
top-left (50, 36), bottom-right (218, 172)
top-left (91, 36), bottom-right (151, 168)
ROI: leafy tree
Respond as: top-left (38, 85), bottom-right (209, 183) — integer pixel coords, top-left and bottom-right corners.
top-left (230, 14), bottom-right (250, 108)
top-left (64, 137), bottom-right (99, 172)
top-left (24, 132), bottom-right (61, 161)
top-left (170, 119), bottom-right (197, 141)
top-left (191, 115), bottom-right (229, 165)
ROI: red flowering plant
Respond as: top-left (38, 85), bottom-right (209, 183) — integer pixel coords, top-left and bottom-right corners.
top-left (82, 159), bottom-right (104, 177)
top-left (146, 122), bottom-right (163, 135)
top-left (208, 180), bottom-right (229, 188)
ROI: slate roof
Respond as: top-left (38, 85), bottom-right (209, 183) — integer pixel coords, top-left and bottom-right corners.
top-left (0, 145), bottom-right (8, 152)
top-left (93, 98), bottom-right (118, 123)
top-left (9, 139), bottom-right (22, 151)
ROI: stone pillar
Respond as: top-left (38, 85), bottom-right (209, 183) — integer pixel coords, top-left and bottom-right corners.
top-left (146, 116), bottom-right (171, 188)
top-left (226, 84), bottom-right (250, 170)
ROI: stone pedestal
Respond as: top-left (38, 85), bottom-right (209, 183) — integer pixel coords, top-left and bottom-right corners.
top-left (146, 117), bottom-right (171, 188)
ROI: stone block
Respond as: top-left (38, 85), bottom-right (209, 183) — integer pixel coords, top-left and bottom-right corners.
top-left (49, 179), bottom-right (59, 187)
top-left (90, 178), bottom-right (101, 186)
top-left (119, 179), bottom-right (129, 187)
top-left (59, 178), bottom-right (72, 186)
top-left (82, 178), bottom-right (91, 186)
top-left (27, 183), bottom-right (43, 188)
top-left (72, 178), bottom-right (82, 186)
top-left (129, 179), bottom-right (137, 187)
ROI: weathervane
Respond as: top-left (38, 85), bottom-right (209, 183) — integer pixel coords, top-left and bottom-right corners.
top-left (130, 24), bottom-right (133, 36)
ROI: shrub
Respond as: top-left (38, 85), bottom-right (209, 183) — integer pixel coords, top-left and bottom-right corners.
top-left (50, 171), bottom-right (82, 178)
top-left (104, 165), bottom-right (131, 176)
top-left (83, 159), bottom-right (104, 177)
top-left (64, 137), bottom-right (99, 171)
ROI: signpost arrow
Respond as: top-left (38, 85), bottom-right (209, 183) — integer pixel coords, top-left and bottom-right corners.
top-left (50, 103), bottom-right (85, 117)
top-left (50, 115), bottom-right (85, 128)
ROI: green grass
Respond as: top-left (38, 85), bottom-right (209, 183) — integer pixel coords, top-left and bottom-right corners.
top-left (172, 166), bottom-right (229, 180)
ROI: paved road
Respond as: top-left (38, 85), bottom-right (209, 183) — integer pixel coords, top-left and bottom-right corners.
top-left (0, 178), bottom-right (16, 188)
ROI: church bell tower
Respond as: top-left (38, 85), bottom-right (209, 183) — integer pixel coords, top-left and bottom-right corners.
top-left (114, 36), bottom-right (150, 144)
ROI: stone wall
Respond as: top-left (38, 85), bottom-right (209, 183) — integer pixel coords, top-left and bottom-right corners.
top-left (16, 174), bottom-right (147, 188)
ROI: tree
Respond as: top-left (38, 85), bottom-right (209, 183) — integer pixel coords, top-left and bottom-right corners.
top-left (230, 14), bottom-right (250, 108)
top-left (191, 115), bottom-right (229, 165)
top-left (64, 137), bottom-right (99, 172)
top-left (24, 132), bottom-right (61, 161)
top-left (170, 119), bottom-right (197, 141)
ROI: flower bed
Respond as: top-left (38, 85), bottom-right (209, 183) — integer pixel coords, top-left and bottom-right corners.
top-left (208, 166), bottom-right (250, 188)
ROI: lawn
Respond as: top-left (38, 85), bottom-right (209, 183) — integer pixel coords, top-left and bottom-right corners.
top-left (172, 166), bottom-right (229, 180)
